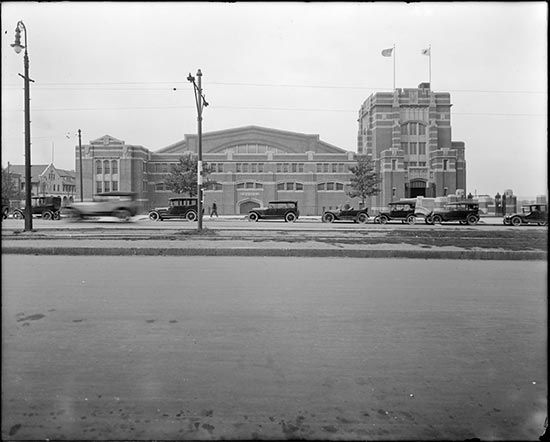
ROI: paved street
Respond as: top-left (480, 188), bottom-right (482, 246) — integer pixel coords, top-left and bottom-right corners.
top-left (2, 255), bottom-right (546, 440)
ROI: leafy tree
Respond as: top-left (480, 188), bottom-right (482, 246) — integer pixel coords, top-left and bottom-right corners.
top-left (165, 154), bottom-right (217, 197)
top-left (1, 166), bottom-right (18, 202)
top-left (346, 155), bottom-right (381, 207)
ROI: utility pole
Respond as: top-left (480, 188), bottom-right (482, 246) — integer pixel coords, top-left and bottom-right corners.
top-left (11, 21), bottom-right (34, 231)
top-left (187, 69), bottom-right (209, 232)
top-left (78, 129), bottom-right (83, 202)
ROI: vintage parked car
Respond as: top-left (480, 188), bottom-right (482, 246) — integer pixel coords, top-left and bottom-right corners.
top-left (322, 203), bottom-right (369, 223)
top-left (12, 196), bottom-right (62, 220)
top-left (374, 201), bottom-right (417, 224)
top-left (63, 192), bottom-right (139, 221)
top-left (428, 201), bottom-right (480, 225)
top-left (503, 203), bottom-right (548, 226)
top-left (248, 200), bottom-right (299, 222)
top-left (149, 197), bottom-right (199, 221)
top-left (2, 198), bottom-right (10, 220)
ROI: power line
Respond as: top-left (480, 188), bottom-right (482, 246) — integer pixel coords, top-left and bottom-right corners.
top-left (1, 80), bottom-right (546, 95)
top-left (2, 104), bottom-right (546, 117)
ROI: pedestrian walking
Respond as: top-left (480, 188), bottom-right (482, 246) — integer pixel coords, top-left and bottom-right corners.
top-left (211, 201), bottom-right (218, 217)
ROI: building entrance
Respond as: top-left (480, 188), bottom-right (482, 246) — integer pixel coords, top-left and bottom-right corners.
top-left (406, 179), bottom-right (427, 198)
top-left (239, 200), bottom-right (260, 214)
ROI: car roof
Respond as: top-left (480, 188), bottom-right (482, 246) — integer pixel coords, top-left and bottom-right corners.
top-left (446, 201), bottom-right (478, 205)
top-left (169, 197), bottom-right (195, 201)
top-left (268, 200), bottom-right (297, 204)
top-left (388, 201), bottom-right (415, 205)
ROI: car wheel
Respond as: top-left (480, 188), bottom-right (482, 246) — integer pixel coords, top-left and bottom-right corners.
top-left (466, 214), bottom-right (478, 225)
top-left (248, 212), bottom-right (259, 222)
top-left (323, 213), bottom-right (335, 223)
top-left (432, 214), bottom-right (443, 224)
top-left (53, 211), bottom-right (61, 220)
top-left (379, 215), bottom-right (388, 224)
top-left (13, 211), bottom-right (24, 219)
top-left (186, 210), bottom-right (197, 221)
top-left (357, 213), bottom-right (368, 224)
top-left (149, 211), bottom-right (160, 221)
top-left (285, 212), bottom-right (297, 223)
top-left (42, 210), bottom-right (53, 220)
top-left (114, 209), bottom-right (132, 221)
top-left (373, 216), bottom-right (380, 224)
top-left (537, 222), bottom-right (547, 226)
top-left (406, 215), bottom-right (416, 225)
top-left (511, 216), bottom-right (522, 226)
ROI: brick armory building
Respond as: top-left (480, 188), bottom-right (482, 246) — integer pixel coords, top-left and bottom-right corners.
top-left (357, 82), bottom-right (466, 208)
top-left (75, 126), bottom-right (357, 215)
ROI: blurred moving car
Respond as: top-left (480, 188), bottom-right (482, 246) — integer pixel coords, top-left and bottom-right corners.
top-left (149, 197), bottom-right (199, 221)
top-left (503, 203), bottom-right (548, 226)
top-left (12, 196), bottom-right (61, 220)
top-left (248, 200), bottom-right (299, 222)
top-left (375, 201), bottom-right (416, 224)
top-left (63, 192), bottom-right (139, 221)
top-left (2, 198), bottom-right (9, 220)
top-left (322, 203), bottom-right (369, 223)
top-left (428, 201), bottom-right (480, 225)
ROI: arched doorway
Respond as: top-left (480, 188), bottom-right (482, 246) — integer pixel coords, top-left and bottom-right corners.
top-left (239, 200), bottom-right (260, 214)
top-left (407, 179), bottom-right (427, 198)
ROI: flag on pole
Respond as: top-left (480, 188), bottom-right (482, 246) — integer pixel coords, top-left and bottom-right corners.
top-left (381, 48), bottom-right (393, 57)
top-left (421, 48), bottom-right (430, 56)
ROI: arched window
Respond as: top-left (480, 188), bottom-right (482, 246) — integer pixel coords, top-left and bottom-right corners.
top-left (103, 160), bottom-right (110, 174)
top-left (96, 160), bottom-right (102, 174)
top-left (111, 160), bottom-right (118, 174)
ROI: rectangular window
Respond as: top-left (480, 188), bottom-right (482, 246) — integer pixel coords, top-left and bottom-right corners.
top-left (291, 163), bottom-right (297, 173)
top-left (236, 163), bottom-right (242, 173)
top-left (218, 163), bottom-right (224, 173)
top-left (410, 143), bottom-right (418, 155)
top-left (317, 183), bottom-right (325, 191)
top-left (255, 183), bottom-right (263, 189)
top-left (392, 187), bottom-right (396, 197)
top-left (161, 163), bottom-right (168, 173)
top-left (331, 164), bottom-right (337, 173)
top-left (283, 163), bottom-right (289, 173)
top-left (419, 142), bottom-right (426, 155)
top-left (236, 183), bottom-right (245, 189)
top-left (112, 181), bottom-right (119, 191)
top-left (96, 181), bottom-right (102, 194)
top-left (323, 164), bottom-right (329, 173)
top-left (419, 125), bottom-right (426, 135)
top-left (392, 159), bottom-right (397, 170)
top-left (96, 161), bottom-right (102, 174)
top-left (336, 183), bottom-right (344, 190)
top-left (286, 182), bottom-right (294, 191)
top-left (104, 181), bottom-right (111, 193)
top-left (277, 183), bottom-right (285, 191)
top-left (242, 163), bottom-right (249, 173)
top-left (246, 182), bottom-right (254, 189)
top-left (104, 161), bottom-right (110, 174)
top-left (338, 163), bottom-right (344, 173)
top-left (419, 161), bottom-right (426, 167)
top-left (277, 163), bottom-right (282, 173)
top-left (112, 161), bottom-right (118, 174)
top-left (410, 124), bottom-right (417, 135)
top-left (250, 163), bottom-right (257, 173)
top-left (327, 182), bottom-right (334, 191)
top-left (298, 163), bottom-right (304, 173)
top-left (443, 159), bottom-right (448, 170)
top-left (443, 187), bottom-right (448, 196)
top-left (258, 163), bottom-right (264, 172)
top-left (295, 183), bottom-right (303, 191)
top-left (316, 164), bottom-right (322, 173)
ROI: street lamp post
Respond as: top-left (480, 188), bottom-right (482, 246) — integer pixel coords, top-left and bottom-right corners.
top-left (187, 69), bottom-right (209, 232)
top-left (78, 129), bottom-right (83, 202)
top-left (11, 20), bottom-right (34, 231)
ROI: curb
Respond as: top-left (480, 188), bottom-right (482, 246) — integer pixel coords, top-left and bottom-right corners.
top-left (2, 247), bottom-right (546, 261)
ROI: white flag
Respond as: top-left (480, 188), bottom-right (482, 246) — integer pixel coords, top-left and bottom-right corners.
top-left (421, 48), bottom-right (431, 56)
top-left (381, 48), bottom-right (393, 57)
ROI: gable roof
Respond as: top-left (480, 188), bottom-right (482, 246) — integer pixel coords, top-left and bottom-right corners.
top-left (8, 165), bottom-right (49, 180)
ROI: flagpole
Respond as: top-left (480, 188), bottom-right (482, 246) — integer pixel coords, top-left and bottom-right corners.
top-left (429, 44), bottom-right (432, 87)
top-left (393, 44), bottom-right (396, 90)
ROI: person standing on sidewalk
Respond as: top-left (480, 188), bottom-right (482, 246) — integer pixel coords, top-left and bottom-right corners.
top-left (211, 201), bottom-right (218, 217)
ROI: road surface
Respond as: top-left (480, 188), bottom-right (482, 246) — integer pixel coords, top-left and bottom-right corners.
top-left (2, 256), bottom-right (547, 440)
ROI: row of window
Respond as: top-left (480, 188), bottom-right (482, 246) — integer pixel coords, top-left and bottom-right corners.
top-left (96, 160), bottom-right (119, 175)
top-left (317, 182), bottom-right (345, 191)
top-left (151, 181), bottom-right (348, 193)
top-left (146, 162), bottom-right (349, 174)
top-left (316, 163), bottom-right (348, 173)
top-left (96, 180), bottom-right (119, 194)
top-left (401, 142), bottom-right (427, 155)
top-left (223, 144), bottom-right (285, 155)
top-left (236, 163), bottom-right (264, 173)
top-left (401, 122), bottom-right (427, 135)
top-left (277, 182), bottom-right (304, 191)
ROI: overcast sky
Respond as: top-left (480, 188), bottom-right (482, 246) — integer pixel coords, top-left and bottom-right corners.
top-left (1, 2), bottom-right (547, 197)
